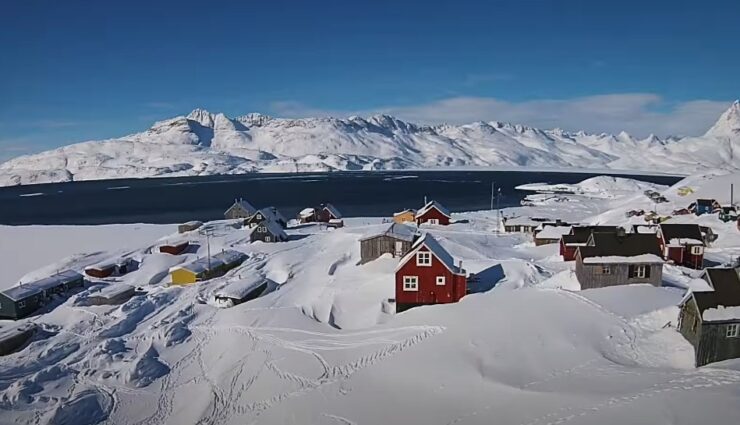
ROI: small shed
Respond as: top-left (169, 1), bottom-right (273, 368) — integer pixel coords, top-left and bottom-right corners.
top-left (657, 223), bottom-right (705, 269)
top-left (0, 271), bottom-right (85, 320)
top-left (415, 200), bottom-right (452, 226)
top-left (318, 203), bottom-right (343, 222)
top-left (691, 199), bottom-right (721, 216)
top-left (224, 198), bottom-right (258, 220)
top-left (170, 250), bottom-right (247, 285)
top-left (178, 221), bottom-right (203, 233)
top-left (86, 283), bottom-right (136, 306)
top-left (249, 219), bottom-right (288, 243)
top-left (213, 276), bottom-right (268, 307)
top-left (359, 223), bottom-right (420, 264)
top-left (159, 241), bottom-right (190, 255)
top-left (534, 225), bottom-right (572, 246)
top-left (84, 258), bottom-right (137, 278)
top-left (0, 324), bottom-right (37, 356)
top-left (678, 268), bottom-right (740, 366)
top-left (393, 209), bottom-right (416, 224)
top-left (503, 216), bottom-right (550, 233)
top-left (298, 208), bottom-right (317, 223)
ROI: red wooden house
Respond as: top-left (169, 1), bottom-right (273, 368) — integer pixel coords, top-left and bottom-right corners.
top-left (395, 234), bottom-right (466, 312)
top-left (415, 200), bottom-right (452, 226)
top-left (657, 223), bottom-right (705, 269)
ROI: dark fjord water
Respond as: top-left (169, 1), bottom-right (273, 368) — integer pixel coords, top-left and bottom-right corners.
top-left (0, 171), bottom-right (682, 225)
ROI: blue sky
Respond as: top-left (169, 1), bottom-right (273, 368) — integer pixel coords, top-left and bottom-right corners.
top-left (1, 0), bottom-right (739, 161)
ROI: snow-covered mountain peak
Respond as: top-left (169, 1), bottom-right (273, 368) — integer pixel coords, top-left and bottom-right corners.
top-left (187, 108), bottom-right (217, 127)
top-left (705, 100), bottom-right (740, 138)
top-left (236, 113), bottom-right (273, 127)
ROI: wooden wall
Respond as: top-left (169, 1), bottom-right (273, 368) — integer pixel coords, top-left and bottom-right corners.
top-left (360, 236), bottom-right (412, 264)
top-left (575, 261), bottom-right (662, 289)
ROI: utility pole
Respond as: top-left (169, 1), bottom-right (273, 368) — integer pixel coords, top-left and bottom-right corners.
top-left (490, 182), bottom-right (495, 210)
top-left (496, 187), bottom-right (501, 234)
top-left (731, 183), bottom-right (735, 207)
top-left (201, 227), bottom-right (213, 271)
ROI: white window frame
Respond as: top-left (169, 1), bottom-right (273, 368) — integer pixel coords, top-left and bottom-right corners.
top-left (258, 226), bottom-right (266, 232)
top-left (601, 265), bottom-right (611, 275)
top-left (403, 276), bottom-right (419, 291)
top-left (264, 236), bottom-right (271, 242)
top-left (428, 218), bottom-right (439, 225)
top-left (727, 324), bottom-right (739, 338)
top-left (416, 251), bottom-right (432, 266)
top-left (690, 245), bottom-right (704, 255)
top-left (436, 276), bottom-right (446, 286)
top-left (635, 265), bottom-right (647, 279)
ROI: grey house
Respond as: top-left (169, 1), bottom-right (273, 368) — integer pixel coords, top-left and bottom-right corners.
top-left (359, 223), bottom-right (420, 264)
top-left (575, 232), bottom-right (664, 289)
top-left (224, 198), bottom-right (258, 220)
top-left (249, 219), bottom-right (288, 243)
top-left (0, 271), bottom-right (85, 320)
top-left (678, 268), bottom-right (740, 367)
top-left (245, 207), bottom-right (288, 229)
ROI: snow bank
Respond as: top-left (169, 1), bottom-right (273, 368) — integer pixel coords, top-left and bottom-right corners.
top-left (703, 305), bottom-right (740, 322)
top-left (583, 254), bottom-right (664, 264)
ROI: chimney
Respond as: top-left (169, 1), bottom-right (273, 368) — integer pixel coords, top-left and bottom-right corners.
top-left (617, 227), bottom-right (626, 237)
top-left (424, 195), bottom-right (428, 205)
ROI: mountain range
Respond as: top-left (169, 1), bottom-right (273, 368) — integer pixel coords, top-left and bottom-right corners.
top-left (1, 100), bottom-right (739, 186)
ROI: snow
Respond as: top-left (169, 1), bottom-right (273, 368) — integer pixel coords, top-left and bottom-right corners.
top-left (669, 238), bottom-right (704, 245)
top-left (94, 283), bottom-right (135, 300)
top-left (582, 254), bottom-right (664, 264)
top-left (3, 102), bottom-right (739, 186)
top-left (172, 249), bottom-right (247, 275)
top-left (213, 275), bottom-right (267, 300)
top-left (359, 223), bottom-right (419, 242)
top-left (703, 305), bottom-right (740, 322)
top-left (535, 225), bottom-right (572, 240)
top-left (1, 172), bottom-right (740, 423)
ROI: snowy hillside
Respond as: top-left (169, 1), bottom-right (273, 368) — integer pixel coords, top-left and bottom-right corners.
top-left (2, 173), bottom-right (740, 424)
top-left (1, 101), bottom-right (739, 186)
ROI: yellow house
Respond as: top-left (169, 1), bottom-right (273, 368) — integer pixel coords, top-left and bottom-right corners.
top-left (393, 209), bottom-right (416, 224)
top-left (169, 249), bottom-right (247, 285)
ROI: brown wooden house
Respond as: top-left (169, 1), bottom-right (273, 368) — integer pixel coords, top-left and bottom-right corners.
top-left (359, 223), bottom-right (420, 264)
top-left (575, 232), bottom-right (664, 289)
top-left (678, 268), bottom-right (740, 366)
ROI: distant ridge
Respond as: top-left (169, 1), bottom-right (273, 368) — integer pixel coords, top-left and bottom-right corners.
top-left (1, 101), bottom-right (738, 186)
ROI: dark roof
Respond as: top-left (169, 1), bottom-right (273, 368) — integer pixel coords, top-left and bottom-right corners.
top-left (323, 203), bottom-right (343, 219)
top-left (696, 199), bottom-right (718, 207)
top-left (578, 233), bottom-right (661, 259)
top-left (564, 226), bottom-right (620, 244)
top-left (659, 223), bottom-right (703, 243)
top-left (693, 268), bottom-right (740, 314)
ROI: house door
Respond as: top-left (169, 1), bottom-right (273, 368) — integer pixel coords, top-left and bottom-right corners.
top-left (394, 241), bottom-right (404, 257)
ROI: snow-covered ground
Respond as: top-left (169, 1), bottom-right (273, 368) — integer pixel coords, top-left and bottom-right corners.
top-left (1, 101), bottom-right (739, 186)
top-left (1, 172), bottom-right (740, 424)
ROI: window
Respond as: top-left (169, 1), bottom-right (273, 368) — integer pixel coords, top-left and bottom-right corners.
top-left (691, 245), bottom-right (704, 255)
top-left (403, 276), bottom-right (418, 291)
top-left (601, 265), bottom-right (611, 275)
top-left (264, 236), bottom-right (271, 242)
top-left (258, 226), bottom-right (266, 232)
top-left (18, 300), bottom-right (26, 308)
top-left (429, 219), bottom-right (439, 225)
top-left (417, 251), bottom-right (432, 266)
top-left (436, 276), bottom-right (446, 286)
top-left (635, 265), bottom-right (647, 279)
top-left (728, 324), bottom-right (739, 338)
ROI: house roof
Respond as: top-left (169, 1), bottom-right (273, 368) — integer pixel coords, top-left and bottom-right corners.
top-left (578, 233), bottom-right (662, 260)
top-left (253, 207), bottom-right (287, 224)
top-left (691, 268), bottom-right (740, 321)
top-left (215, 275), bottom-right (267, 300)
top-left (417, 200), bottom-right (451, 218)
top-left (323, 203), bottom-right (343, 219)
top-left (2, 270), bottom-right (83, 302)
top-left (659, 224), bottom-right (704, 246)
top-left (504, 216), bottom-right (551, 227)
top-left (696, 199), bottom-right (717, 206)
top-left (299, 207), bottom-right (315, 217)
top-left (563, 226), bottom-right (620, 244)
top-left (173, 249), bottom-right (247, 276)
top-left (250, 219), bottom-right (288, 240)
top-left (393, 209), bottom-right (416, 216)
top-left (226, 199), bottom-right (257, 216)
top-left (94, 283), bottom-right (135, 300)
top-left (535, 226), bottom-right (572, 240)
top-left (397, 233), bottom-right (463, 275)
top-left (360, 223), bottom-right (419, 242)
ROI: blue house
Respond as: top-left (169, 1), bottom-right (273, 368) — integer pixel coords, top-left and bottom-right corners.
top-left (693, 199), bottom-right (720, 216)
